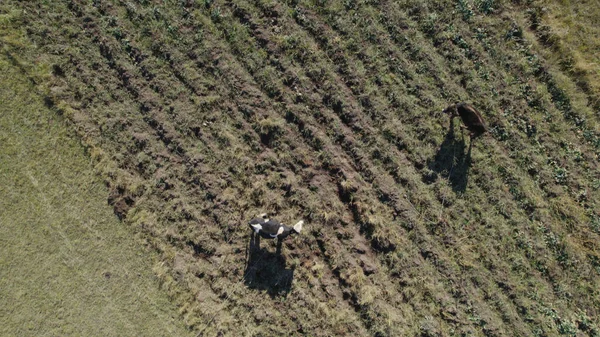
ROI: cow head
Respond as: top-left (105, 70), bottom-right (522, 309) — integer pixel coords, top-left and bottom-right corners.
top-left (442, 103), bottom-right (460, 118)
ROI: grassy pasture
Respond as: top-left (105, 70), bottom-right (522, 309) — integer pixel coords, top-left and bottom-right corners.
top-left (0, 54), bottom-right (191, 336)
top-left (534, 0), bottom-right (600, 110)
top-left (2, 0), bottom-right (600, 336)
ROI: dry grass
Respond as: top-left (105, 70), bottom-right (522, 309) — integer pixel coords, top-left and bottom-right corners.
top-left (536, 0), bottom-right (600, 108)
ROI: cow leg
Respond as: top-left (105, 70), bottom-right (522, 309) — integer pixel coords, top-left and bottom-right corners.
top-left (468, 136), bottom-right (473, 153)
top-left (468, 133), bottom-right (476, 151)
top-left (255, 234), bottom-right (261, 252)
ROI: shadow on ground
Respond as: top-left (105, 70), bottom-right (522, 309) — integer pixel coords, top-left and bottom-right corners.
top-left (428, 120), bottom-right (472, 193)
top-left (244, 232), bottom-right (294, 298)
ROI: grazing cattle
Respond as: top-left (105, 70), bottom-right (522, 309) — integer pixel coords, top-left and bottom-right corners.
top-left (248, 213), bottom-right (304, 240)
top-left (443, 102), bottom-right (488, 139)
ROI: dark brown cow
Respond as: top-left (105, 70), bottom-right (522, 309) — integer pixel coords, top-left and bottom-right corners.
top-left (443, 102), bottom-right (488, 139)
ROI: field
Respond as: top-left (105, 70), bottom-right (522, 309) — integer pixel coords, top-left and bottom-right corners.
top-left (0, 53), bottom-right (191, 335)
top-left (2, 0), bottom-right (600, 336)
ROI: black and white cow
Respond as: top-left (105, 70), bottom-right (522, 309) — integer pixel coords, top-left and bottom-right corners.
top-left (248, 213), bottom-right (303, 240)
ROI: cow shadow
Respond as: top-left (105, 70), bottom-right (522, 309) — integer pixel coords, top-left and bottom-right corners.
top-left (428, 121), bottom-right (472, 193)
top-left (243, 232), bottom-right (294, 298)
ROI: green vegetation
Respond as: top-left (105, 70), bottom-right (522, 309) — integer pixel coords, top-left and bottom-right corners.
top-left (0, 44), bottom-right (190, 336)
top-left (1, 0), bottom-right (600, 336)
